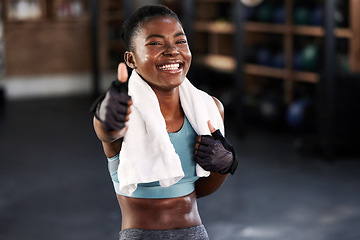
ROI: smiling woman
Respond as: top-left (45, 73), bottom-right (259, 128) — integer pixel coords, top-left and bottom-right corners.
top-left (124, 15), bottom-right (191, 93)
top-left (91, 5), bottom-right (237, 240)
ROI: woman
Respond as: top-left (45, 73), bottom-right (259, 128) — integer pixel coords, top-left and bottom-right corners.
top-left (92, 5), bottom-right (237, 240)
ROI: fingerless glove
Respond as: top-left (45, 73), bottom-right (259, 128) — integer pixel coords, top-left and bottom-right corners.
top-left (195, 130), bottom-right (238, 175)
top-left (90, 80), bottom-right (131, 132)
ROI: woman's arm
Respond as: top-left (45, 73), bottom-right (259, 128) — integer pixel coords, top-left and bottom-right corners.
top-left (195, 96), bottom-right (229, 198)
top-left (195, 172), bottom-right (228, 198)
top-left (92, 63), bottom-right (131, 157)
top-left (93, 117), bottom-right (125, 158)
top-left (93, 117), bottom-right (129, 143)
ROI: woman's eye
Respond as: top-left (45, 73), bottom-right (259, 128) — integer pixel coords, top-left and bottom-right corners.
top-left (177, 40), bottom-right (187, 44)
top-left (148, 42), bottom-right (162, 45)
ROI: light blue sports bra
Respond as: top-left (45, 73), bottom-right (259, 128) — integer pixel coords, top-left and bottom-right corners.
top-left (107, 116), bottom-right (199, 198)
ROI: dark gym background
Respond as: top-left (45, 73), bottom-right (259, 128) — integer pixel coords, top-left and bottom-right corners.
top-left (1, 0), bottom-right (359, 240)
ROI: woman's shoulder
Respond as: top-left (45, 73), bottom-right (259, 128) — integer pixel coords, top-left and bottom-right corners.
top-left (211, 96), bottom-right (224, 121)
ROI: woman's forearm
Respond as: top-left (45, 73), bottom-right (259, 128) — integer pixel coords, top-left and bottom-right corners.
top-left (93, 117), bottom-right (127, 143)
top-left (195, 172), bottom-right (228, 198)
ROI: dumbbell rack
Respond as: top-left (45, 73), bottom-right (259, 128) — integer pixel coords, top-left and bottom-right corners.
top-left (191, 0), bottom-right (360, 104)
top-left (243, 0), bottom-right (360, 104)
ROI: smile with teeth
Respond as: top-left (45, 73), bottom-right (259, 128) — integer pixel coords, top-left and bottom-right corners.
top-left (158, 63), bottom-right (181, 71)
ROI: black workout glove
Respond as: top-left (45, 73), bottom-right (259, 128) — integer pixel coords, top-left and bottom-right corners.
top-left (195, 130), bottom-right (238, 175)
top-left (90, 80), bottom-right (131, 132)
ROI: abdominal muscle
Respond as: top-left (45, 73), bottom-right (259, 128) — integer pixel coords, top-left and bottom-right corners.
top-left (117, 190), bottom-right (202, 230)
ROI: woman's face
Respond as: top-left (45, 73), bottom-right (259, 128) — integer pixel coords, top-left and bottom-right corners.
top-left (126, 16), bottom-right (192, 92)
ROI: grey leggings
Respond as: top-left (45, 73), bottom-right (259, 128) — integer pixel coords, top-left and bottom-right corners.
top-left (119, 225), bottom-right (209, 240)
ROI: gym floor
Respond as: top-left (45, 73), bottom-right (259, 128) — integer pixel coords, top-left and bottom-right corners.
top-left (0, 96), bottom-right (359, 240)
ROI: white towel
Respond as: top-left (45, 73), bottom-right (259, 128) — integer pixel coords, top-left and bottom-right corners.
top-left (118, 70), bottom-right (224, 196)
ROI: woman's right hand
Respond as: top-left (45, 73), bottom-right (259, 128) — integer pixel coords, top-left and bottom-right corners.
top-left (95, 63), bottom-right (132, 140)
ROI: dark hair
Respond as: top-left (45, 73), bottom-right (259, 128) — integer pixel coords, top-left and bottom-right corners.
top-left (121, 5), bottom-right (181, 51)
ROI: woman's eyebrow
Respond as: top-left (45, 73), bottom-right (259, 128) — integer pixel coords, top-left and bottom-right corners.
top-left (145, 32), bottom-right (185, 40)
top-left (146, 34), bottom-right (164, 40)
top-left (174, 32), bottom-right (185, 37)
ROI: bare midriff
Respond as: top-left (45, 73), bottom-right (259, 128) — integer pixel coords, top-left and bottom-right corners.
top-left (117, 191), bottom-right (202, 230)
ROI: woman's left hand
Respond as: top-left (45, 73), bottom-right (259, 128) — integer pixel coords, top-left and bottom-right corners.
top-left (195, 121), bottom-right (238, 175)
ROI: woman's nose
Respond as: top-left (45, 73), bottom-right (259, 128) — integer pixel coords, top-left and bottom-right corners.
top-left (164, 45), bottom-right (179, 56)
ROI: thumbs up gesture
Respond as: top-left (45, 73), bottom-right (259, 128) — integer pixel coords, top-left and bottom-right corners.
top-left (92, 62), bottom-right (132, 133)
top-left (195, 121), bottom-right (238, 175)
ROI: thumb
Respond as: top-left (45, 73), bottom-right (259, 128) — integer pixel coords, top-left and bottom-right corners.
top-left (207, 120), bottom-right (216, 133)
top-left (117, 62), bottom-right (128, 83)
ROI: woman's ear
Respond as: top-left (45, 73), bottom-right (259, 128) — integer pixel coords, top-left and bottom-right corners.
top-left (124, 51), bottom-right (136, 69)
